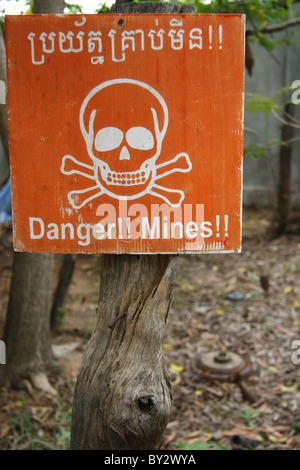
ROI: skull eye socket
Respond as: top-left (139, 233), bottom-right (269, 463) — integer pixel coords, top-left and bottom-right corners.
top-left (95, 127), bottom-right (124, 151)
top-left (126, 127), bottom-right (154, 151)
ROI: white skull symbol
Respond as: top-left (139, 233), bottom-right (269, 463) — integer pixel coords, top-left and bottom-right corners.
top-left (79, 78), bottom-right (168, 201)
top-left (61, 79), bottom-right (192, 208)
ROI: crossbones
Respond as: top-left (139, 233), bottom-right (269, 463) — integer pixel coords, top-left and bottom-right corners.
top-left (61, 79), bottom-right (192, 209)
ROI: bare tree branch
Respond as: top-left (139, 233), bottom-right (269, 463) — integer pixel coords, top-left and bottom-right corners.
top-left (246, 16), bottom-right (300, 37)
top-left (272, 109), bottom-right (300, 130)
top-left (245, 135), bottom-right (300, 154)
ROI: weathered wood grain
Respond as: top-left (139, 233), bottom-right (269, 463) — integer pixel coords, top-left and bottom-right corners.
top-left (70, 254), bottom-right (177, 450)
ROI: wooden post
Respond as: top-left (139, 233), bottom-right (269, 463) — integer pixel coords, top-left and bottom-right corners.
top-left (71, 254), bottom-right (176, 450)
top-left (70, 2), bottom-right (196, 451)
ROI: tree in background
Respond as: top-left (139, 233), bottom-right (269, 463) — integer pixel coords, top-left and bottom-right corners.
top-left (191, 0), bottom-right (300, 234)
top-left (0, 0), bottom-right (65, 395)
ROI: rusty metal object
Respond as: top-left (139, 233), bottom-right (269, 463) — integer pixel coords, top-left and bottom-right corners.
top-left (192, 350), bottom-right (252, 382)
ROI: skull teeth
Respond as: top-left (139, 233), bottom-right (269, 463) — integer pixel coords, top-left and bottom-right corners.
top-left (101, 168), bottom-right (149, 186)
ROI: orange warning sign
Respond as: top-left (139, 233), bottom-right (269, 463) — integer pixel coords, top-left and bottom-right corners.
top-left (5, 13), bottom-right (245, 254)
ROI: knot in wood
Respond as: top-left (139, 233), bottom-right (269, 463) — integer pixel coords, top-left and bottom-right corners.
top-left (137, 395), bottom-right (154, 413)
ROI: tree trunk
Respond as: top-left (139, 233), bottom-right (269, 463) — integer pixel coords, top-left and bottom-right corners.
top-left (51, 254), bottom-right (76, 333)
top-left (276, 103), bottom-right (295, 235)
top-left (0, 253), bottom-right (53, 387)
top-left (70, 1), bottom-right (196, 451)
top-left (32, 0), bottom-right (65, 14)
top-left (71, 254), bottom-right (176, 450)
top-left (0, 0), bottom-right (64, 393)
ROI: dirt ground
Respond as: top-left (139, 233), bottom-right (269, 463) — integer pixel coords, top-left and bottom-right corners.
top-left (0, 208), bottom-right (300, 450)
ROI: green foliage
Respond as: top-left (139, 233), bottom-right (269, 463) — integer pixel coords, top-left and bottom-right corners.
top-left (291, 422), bottom-right (300, 434)
top-left (9, 395), bottom-right (56, 450)
top-left (173, 440), bottom-right (227, 450)
top-left (244, 86), bottom-right (300, 159)
top-left (64, 3), bottom-right (83, 14)
top-left (191, 0), bottom-right (292, 23)
top-left (183, 0), bottom-right (296, 51)
top-left (239, 410), bottom-right (261, 428)
top-left (9, 393), bottom-right (72, 450)
top-left (245, 93), bottom-right (281, 116)
top-left (52, 403), bottom-right (72, 450)
top-left (0, 0), bottom-right (31, 30)
top-left (255, 32), bottom-right (290, 52)
top-left (53, 306), bottom-right (68, 333)
top-left (96, 3), bottom-right (111, 14)
top-left (245, 85), bottom-right (300, 118)
top-left (244, 137), bottom-right (294, 159)
top-left (25, 0), bottom-right (33, 13)
top-left (244, 143), bottom-right (267, 160)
